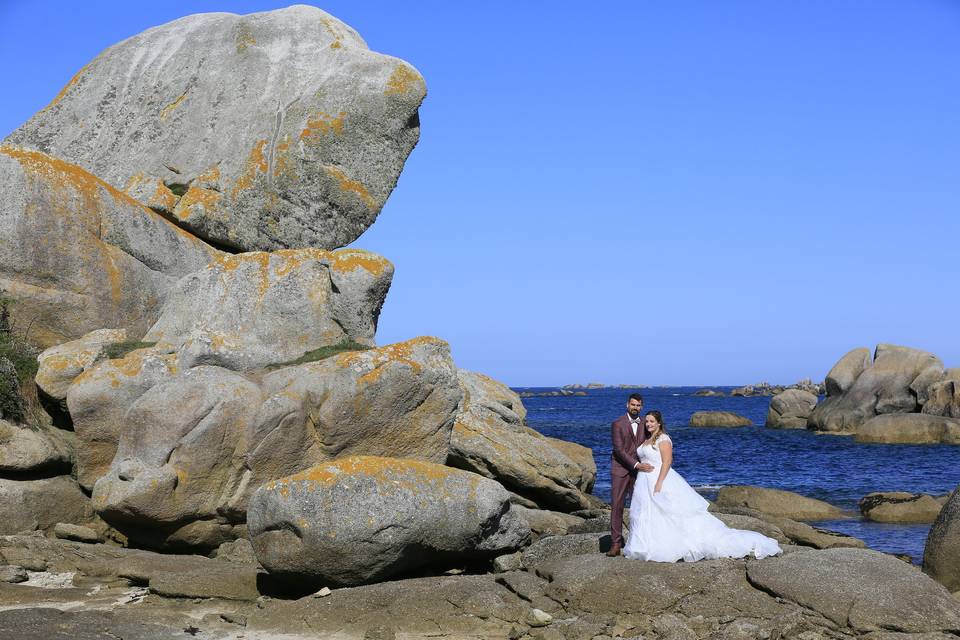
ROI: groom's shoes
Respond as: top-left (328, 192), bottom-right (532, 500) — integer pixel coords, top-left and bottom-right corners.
top-left (605, 543), bottom-right (622, 557)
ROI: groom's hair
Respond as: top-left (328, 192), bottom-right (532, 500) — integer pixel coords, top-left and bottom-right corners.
top-left (628, 393), bottom-right (644, 404)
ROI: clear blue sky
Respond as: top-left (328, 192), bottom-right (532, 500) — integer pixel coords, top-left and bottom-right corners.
top-left (2, 2), bottom-right (958, 386)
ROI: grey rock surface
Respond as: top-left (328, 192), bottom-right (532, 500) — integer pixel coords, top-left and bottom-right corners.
top-left (448, 370), bottom-right (596, 512)
top-left (144, 248), bottom-right (393, 371)
top-left (35, 329), bottom-right (127, 406)
top-left (248, 456), bottom-right (531, 586)
top-left (923, 377), bottom-right (960, 418)
top-left (714, 485), bottom-right (844, 521)
top-left (6, 6), bottom-right (426, 252)
top-left (52, 523), bottom-right (99, 543)
top-left (0, 419), bottom-right (72, 474)
top-left (824, 347), bottom-right (873, 396)
top-left (860, 491), bottom-right (948, 523)
top-left (520, 533), bottom-right (607, 569)
top-left (765, 388), bottom-right (818, 429)
top-left (810, 344), bottom-right (944, 433)
top-left (0, 148), bottom-right (219, 348)
top-left (924, 487), bottom-right (960, 593)
top-left (0, 476), bottom-right (94, 534)
top-left (688, 411), bottom-right (752, 427)
top-left (747, 547), bottom-right (960, 633)
top-left (854, 413), bottom-right (960, 444)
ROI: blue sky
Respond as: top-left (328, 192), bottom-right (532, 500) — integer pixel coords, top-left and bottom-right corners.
top-left (2, 2), bottom-right (958, 386)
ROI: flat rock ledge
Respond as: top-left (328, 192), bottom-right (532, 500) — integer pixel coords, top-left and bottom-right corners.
top-left (0, 531), bottom-right (957, 640)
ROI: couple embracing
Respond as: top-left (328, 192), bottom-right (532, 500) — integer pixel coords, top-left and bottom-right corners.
top-left (608, 393), bottom-right (781, 561)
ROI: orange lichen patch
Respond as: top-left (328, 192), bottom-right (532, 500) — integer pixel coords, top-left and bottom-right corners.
top-left (149, 181), bottom-right (178, 212)
top-left (236, 22), bottom-right (257, 53)
top-left (159, 92), bottom-right (188, 121)
top-left (384, 64), bottom-right (422, 96)
top-left (231, 140), bottom-right (269, 198)
top-left (175, 185), bottom-right (222, 219)
top-left (299, 111), bottom-right (346, 140)
top-left (330, 41), bottom-right (342, 50)
top-left (267, 456), bottom-right (460, 494)
top-left (329, 249), bottom-right (391, 277)
top-left (337, 337), bottom-right (443, 386)
top-left (320, 17), bottom-right (346, 48)
top-left (210, 252), bottom-right (272, 299)
top-left (322, 166), bottom-right (376, 209)
top-left (42, 59), bottom-right (96, 112)
top-left (194, 165), bottom-right (221, 187)
top-left (272, 137), bottom-right (291, 177)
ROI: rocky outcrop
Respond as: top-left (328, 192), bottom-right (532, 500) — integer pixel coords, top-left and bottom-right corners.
top-left (35, 329), bottom-right (127, 421)
top-left (5, 6), bottom-right (425, 253)
top-left (80, 337), bottom-right (461, 549)
top-left (854, 413), bottom-right (960, 444)
top-left (809, 344), bottom-right (944, 433)
top-left (0, 419), bottom-right (72, 475)
top-left (248, 456), bottom-right (530, 587)
top-left (859, 491), bottom-right (948, 523)
top-left (689, 411), bottom-right (752, 427)
top-left (765, 388), bottom-right (817, 428)
top-left (0, 476), bottom-right (94, 534)
top-left (447, 371), bottom-right (595, 512)
top-left (924, 488), bottom-right (960, 593)
top-left (0, 148), bottom-right (219, 348)
top-left (709, 503), bottom-right (865, 549)
top-left (144, 249), bottom-right (393, 371)
top-left (714, 486), bottom-right (844, 521)
top-left (746, 548), bottom-right (960, 633)
top-left (923, 369), bottom-right (960, 418)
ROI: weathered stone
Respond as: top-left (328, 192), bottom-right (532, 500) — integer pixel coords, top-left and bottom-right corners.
top-left (689, 411), bottom-right (752, 427)
top-left (520, 533), bottom-right (607, 570)
top-left (0, 476), bottom-right (94, 534)
top-left (512, 505), bottom-right (584, 537)
top-left (35, 329), bottom-right (127, 407)
top-left (248, 456), bottom-right (530, 587)
top-left (6, 6), bottom-right (426, 253)
top-left (708, 503), bottom-right (865, 549)
top-left (91, 365), bottom-right (263, 549)
top-left (0, 148), bottom-right (219, 348)
top-left (860, 492), bottom-right (948, 523)
top-left (923, 379), bottom-right (960, 419)
top-left (810, 344), bottom-right (944, 433)
top-left (924, 488), bottom-right (960, 593)
top-left (148, 567), bottom-right (260, 601)
top-left (0, 419), bottom-right (72, 474)
top-left (854, 413), bottom-right (960, 444)
top-left (0, 565), bottom-right (28, 584)
top-left (714, 486), bottom-right (844, 521)
top-left (824, 347), bottom-right (873, 397)
top-left (211, 538), bottom-right (259, 566)
top-left (53, 523), bottom-right (99, 543)
top-left (747, 548), bottom-right (960, 633)
top-left (712, 513), bottom-right (790, 545)
top-left (447, 370), bottom-right (595, 512)
top-left (144, 249), bottom-right (393, 371)
top-left (765, 389), bottom-right (818, 429)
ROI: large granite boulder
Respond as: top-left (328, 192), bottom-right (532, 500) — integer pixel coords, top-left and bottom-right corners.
top-left (854, 413), bottom-right (960, 444)
top-left (765, 389), bottom-right (818, 429)
top-left (78, 337), bottom-right (461, 549)
top-left (0, 148), bottom-right (219, 348)
top-left (0, 419), bottom-right (72, 474)
top-left (248, 456), bottom-right (531, 587)
top-left (689, 411), bottom-right (752, 427)
top-left (859, 491), bottom-right (948, 523)
top-left (91, 365), bottom-right (263, 550)
top-left (0, 476), bottom-right (94, 534)
top-left (447, 370), bottom-right (595, 512)
top-left (923, 371), bottom-right (960, 418)
top-left (924, 488), bottom-right (960, 593)
top-left (747, 548), bottom-right (960, 633)
top-left (5, 6), bottom-right (426, 252)
top-left (144, 249), bottom-right (393, 371)
top-left (824, 347), bottom-right (872, 396)
top-left (714, 486), bottom-right (844, 521)
top-left (810, 344), bottom-right (944, 433)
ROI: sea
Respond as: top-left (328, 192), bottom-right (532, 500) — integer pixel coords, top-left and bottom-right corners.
top-left (517, 386), bottom-right (960, 563)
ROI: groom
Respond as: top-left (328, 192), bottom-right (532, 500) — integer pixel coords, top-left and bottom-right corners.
top-left (607, 393), bottom-right (654, 556)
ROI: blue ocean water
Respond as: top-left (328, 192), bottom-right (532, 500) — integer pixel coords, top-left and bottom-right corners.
top-left (518, 386), bottom-right (960, 562)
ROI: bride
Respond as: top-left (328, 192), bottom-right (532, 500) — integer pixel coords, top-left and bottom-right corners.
top-left (623, 411), bottom-right (782, 562)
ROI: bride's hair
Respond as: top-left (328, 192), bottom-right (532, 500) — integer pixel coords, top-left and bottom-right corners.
top-left (645, 410), bottom-right (667, 444)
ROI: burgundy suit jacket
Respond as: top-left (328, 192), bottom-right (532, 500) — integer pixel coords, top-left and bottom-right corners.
top-left (610, 414), bottom-right (646, 478)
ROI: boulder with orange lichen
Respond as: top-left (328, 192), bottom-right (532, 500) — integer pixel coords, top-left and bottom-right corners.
top-left (0, 148), bottom-right (219, 349)
top-left (447, 370), bottom-right (596, 512)
top-left (5, 5), bottom-right (426, 252)
top-left (248, 456), bottom-right (530, 587)
top-left (91, 365), bottom-right (263, 550)
top-left (143, 248), bottom-right (393, 371)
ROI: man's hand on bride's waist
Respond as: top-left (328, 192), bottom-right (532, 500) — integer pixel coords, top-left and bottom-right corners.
top-left (633, 462), bottom-right (655, 473)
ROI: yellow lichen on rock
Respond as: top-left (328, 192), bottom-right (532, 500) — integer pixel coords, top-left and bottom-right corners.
top-left (175, 185), bottom-right (222, 220)
top-left (231, 140), bottom-right (269, 199)
top-left (235, 22), bottom-right (257, 53)
top-left (300, 112), bottom-right (346, 140)
top-left (322, 166), bottom-right (376, 209)
top-left (328, 249), bottom-right (390, 277)
top-left (384, 64), bottom-right (422, 96)
top-left (43, 59), bottom-right (97, 112)
top-left (159, 92), bottom-right (188, 121)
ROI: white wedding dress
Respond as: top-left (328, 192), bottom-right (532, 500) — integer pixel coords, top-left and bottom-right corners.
top-left (623, 434), bottom-right (782, 562)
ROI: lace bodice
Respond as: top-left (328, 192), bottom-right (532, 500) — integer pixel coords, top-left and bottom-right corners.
top-left (637, 433), bottom-right (672, 465)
